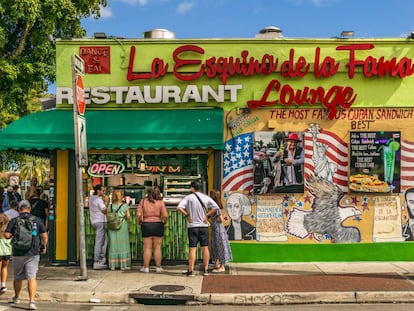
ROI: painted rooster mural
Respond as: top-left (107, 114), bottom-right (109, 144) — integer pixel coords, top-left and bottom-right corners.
top-left (287, 175), bottom-right (362, 243)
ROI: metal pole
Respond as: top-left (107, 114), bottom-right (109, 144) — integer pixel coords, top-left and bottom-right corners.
top-left (72, 55), bottom-right (88, 280)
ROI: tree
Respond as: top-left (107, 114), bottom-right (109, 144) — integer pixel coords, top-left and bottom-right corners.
top-left (19, 155), bottom-right (50, 186)
top-left (0, 0), bottom-right (107, 128)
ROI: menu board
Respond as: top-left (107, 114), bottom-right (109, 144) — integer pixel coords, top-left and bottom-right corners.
top-left (349, 131), bottom-right (400, 193)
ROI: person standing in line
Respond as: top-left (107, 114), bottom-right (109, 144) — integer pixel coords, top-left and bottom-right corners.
top-left (25, 177), bottom-right (38, 200)
top-left (12, 185), bottom-right (22, 202)
top-left (28, 187), bottom-right (49, 231)
top-left (37, 185), bottom-right (48, 202)
top-left (2, 186), bottom-right (17, 213)
top-left (89, 184), bottom-right (108, 270)
top-left (4, 200), bottom-right (19, 220)
top-left (107, 190), bottom-right (131, 270)
top-left (209, 189), bottom-right (233, 273)
top-left (136, 187), bottom-right (168, 273)
top-left (177, 180), bottom-right (219, 277)
top-left (5, 200), bottom-right (48, 310)
top-left (0, 214), bottom-right (12, 295)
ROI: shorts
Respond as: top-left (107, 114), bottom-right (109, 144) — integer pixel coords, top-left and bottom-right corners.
top-left (0, 255), bottom-right (10, 261)
top-left (188, 227), bottom-right (209, 247)
top-left (12, 255), bottom-right (40, 281)
top-left (141, 222), bottom-right (164, 238)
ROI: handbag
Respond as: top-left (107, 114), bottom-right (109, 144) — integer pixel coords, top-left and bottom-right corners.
top-left (106, 203), bottom-right (125, 230)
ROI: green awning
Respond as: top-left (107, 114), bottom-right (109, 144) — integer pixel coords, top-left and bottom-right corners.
top-left (0, 109), bottom-right (224, 151)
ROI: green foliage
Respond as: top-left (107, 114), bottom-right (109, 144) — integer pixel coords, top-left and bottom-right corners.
top-left (0, 0), bottom-right (107, 128)
top-left (19, 155), bottom-right (50, 186)
top-left (0, 152), bottom-right (50, 188)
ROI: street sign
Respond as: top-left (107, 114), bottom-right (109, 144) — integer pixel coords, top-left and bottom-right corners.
top-left (77, 115), bottom-right (88, 166)
top-left (76, 74), bottom-right (86, 115)
top-left (73, 53), bottom-right (85, 74)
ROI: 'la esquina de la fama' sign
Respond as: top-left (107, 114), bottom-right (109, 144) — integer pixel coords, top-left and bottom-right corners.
top-left (57, 44), bottom-right (414, 120)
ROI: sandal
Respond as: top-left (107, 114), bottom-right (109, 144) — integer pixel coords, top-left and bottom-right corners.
top-left (212, 267), bottom-right (225, 273)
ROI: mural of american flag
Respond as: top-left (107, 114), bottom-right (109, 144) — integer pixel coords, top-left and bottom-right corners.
top-left (222, 132), bottom-right (254, 193)
top-left (400, 139), bottom-right (414, 191)
top-left (304, 129), bottom-right (349, 193)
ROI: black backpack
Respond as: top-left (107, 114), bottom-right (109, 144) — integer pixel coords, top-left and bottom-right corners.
top-left (12, 215), bottom-right (36, 253)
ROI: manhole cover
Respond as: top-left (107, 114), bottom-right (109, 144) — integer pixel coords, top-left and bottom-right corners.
top-left (150, 284), bottom-right (185, 292)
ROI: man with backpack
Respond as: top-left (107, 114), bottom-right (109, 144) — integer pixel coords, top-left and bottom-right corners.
top-left (4, 200), bottom-right (48, 310)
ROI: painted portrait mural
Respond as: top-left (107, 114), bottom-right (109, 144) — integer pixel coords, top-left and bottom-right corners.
top-left (221, 108), bottom-right (414, 243)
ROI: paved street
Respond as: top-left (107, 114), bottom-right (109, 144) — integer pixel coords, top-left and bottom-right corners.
top-left (1, 261), bottom-right (414, 306)
top-left (0, 302), bottom-right (413, 311)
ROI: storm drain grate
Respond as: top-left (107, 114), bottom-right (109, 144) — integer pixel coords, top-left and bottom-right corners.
top-left (130, 284), bottom-right (194, 305)
top-left (150, 284), bottom-right (186, 292)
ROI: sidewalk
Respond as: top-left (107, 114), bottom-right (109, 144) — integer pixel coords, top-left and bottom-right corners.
top-left (2, 261), bottom-right (414, 305)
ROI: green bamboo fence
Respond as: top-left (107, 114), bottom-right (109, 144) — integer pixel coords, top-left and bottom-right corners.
top-left (84, 208), bottom-right (192, 262)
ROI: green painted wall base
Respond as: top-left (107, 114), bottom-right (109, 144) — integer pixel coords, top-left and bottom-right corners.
top-left (230, 242), bottom-right (414, 262)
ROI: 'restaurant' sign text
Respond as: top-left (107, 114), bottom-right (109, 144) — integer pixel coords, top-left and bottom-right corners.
top-left (57, 43), bottom-right (414, 119)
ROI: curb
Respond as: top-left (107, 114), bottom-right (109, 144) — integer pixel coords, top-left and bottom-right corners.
top-left (35, 291), bottom-right (134, 304)
top-left (27, 290), bottom-right (414, 305)
top-left (195, 291), bottom-right (414, 305)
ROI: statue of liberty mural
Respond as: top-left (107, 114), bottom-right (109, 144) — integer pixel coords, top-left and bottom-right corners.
top-left (310, 124), bottom-right (337, 182)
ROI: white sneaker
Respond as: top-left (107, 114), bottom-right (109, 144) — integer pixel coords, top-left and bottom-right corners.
top-left (28, 301), bottom-right (37, 310)
top-left (93, 263), bottom-right (108, 270)
top-left (9, 296), bottom-right (20, 304)
top-left (140, 267), bottom-right (149, 273)
top-left (155, 266), bottom-right (163, 273)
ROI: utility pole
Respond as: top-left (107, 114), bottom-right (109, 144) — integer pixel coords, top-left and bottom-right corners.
top-left (72, 54), bottom-right (88, 280)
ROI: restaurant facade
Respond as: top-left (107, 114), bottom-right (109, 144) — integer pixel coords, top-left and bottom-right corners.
top-left (1, 33), bottom-right (414, 263)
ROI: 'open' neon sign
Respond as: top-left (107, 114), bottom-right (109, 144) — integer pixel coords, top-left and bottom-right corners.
top-left (88, 161), bottom-right (125, 177)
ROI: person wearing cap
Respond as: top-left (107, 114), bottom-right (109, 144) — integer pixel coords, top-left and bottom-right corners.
top-left (274, 132), bottom-right (304, 192)
top-left (5, 200), bottom-right (48, 310)
top-left (12, 185), bottom-right (22, 203)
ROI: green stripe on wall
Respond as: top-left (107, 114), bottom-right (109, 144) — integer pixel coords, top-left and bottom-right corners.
top-left (230, 242), bottom-right (414, 262)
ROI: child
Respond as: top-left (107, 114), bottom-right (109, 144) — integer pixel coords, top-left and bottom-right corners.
top-left (0, 213), bottom-right (11, 294)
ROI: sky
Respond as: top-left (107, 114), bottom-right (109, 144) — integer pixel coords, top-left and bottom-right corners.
top-left (81, 0), bottom-right (414, 39)
top-left (48, 0), bottom-right (414, 93)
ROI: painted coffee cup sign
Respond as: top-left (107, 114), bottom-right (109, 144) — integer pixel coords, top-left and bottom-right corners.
top-left (87, 161), bottom-right (125, 177)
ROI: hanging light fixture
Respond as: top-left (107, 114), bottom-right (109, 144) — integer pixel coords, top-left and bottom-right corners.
top-left (135, 154), bottom-right (152, 177)
top-left (138, 154), bottom-right (147, 172)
